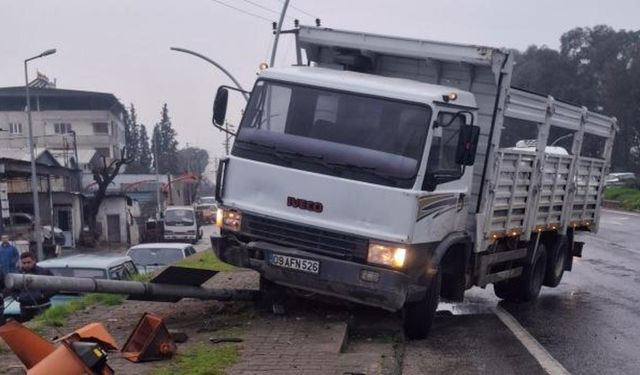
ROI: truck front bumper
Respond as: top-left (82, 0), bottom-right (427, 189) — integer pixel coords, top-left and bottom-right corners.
top-left (211, 235), bottom-right (416, 311)
top-left (165, 234), bottom-right (197, 241)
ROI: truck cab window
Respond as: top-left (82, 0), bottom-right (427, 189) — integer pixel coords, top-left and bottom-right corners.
top-left (247, 82), bottom-right (292, 133)
top-left (426, 112), bottom-right (465, 180)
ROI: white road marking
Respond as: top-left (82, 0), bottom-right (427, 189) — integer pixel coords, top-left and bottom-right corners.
top-left (493, 306), bottom-right (571, 375)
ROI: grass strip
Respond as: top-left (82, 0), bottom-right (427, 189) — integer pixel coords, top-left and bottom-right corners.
top-left (176, 250), bottom-right (236, 272)
top-left (604, 187), bottom-right (640, 210)
top-left (153, 344), bottom-right (239, 375)
top-left (32, 293), bottom-right (125, 328)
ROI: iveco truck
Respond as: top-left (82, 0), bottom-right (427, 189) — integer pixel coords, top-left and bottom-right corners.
top-left (210, 25), bottom-right (617, 339)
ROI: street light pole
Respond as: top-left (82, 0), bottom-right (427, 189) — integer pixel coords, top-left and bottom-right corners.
top-left (24, 48), bottom-right (56, 261)
top-left (169, 47), bottom-right (248, 101)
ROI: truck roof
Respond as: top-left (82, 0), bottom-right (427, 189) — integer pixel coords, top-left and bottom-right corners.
top-left (261, 66), bottom-right (477, 108)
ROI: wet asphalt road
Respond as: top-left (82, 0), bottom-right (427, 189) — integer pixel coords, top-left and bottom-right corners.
top-left (406, 209), bottom-right (640, 374)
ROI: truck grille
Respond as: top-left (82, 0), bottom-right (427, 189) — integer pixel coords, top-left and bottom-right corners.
top-left (242, 214), bottom-right (368, 261)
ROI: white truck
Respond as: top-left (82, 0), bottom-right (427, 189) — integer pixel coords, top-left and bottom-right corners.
top-left (210, 26), bottom-right (617, 339)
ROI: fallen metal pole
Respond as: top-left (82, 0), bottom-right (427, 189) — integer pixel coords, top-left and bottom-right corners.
top-left (4, 273), bottom-right (256, 302)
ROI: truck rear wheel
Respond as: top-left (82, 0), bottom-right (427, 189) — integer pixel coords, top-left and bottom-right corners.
top-left (404, 272), bottom-right (441, 340)
top-left (544, 236), bottom-right (568, 287)
top-left (494, 244), bottom-right (547, 302)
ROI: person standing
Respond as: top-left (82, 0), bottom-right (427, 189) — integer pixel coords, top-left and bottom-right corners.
top-left (0, 235), bottom-right (19, 275)
top-left (0, 268), bottom-right (5, 326)
top-left (15, 251), bottom-right (54, 322)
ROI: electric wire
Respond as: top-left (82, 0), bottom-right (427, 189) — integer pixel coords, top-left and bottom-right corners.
top-left (208, 0), bottom-right (273, 23)
top-left (240, 0), bottom-right (294, 20)
top-left (277, 0), bottom-right (319, 20)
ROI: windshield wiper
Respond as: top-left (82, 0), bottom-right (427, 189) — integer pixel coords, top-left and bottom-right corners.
top-left (274, 149), bottom-right (325, 162)
top-left (327, 161), bottom-right (409, 185)
top-left (235, 139), bottom-right (290, 163)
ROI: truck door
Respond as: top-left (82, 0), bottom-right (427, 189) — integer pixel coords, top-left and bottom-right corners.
top-left (423, 112), bottom-right (468, 190)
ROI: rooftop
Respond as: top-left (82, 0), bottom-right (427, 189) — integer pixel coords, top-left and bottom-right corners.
top-left (38, 254), bottom-right (133, 269)
top-left (0, 86), bottom-right (125, 115)
top-left (128, 242), bottom-right (192, 250)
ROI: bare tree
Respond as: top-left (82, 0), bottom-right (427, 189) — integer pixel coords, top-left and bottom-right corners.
top-left (84, 148), bottom-right (133, 245)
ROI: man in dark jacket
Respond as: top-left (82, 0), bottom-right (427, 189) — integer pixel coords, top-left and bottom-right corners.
top-left (15, 251), bottom-right (54, 322)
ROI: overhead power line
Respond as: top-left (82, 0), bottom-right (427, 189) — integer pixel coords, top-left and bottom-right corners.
top-left (240, 0), bottom-right (293, 20)
top-left (278, 0), bottom-right (318, 20)
top-left (208, 0), bottom-right (273, 23)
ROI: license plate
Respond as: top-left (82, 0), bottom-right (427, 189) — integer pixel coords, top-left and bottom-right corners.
top-left (270, 254), bottom-right (320, 274)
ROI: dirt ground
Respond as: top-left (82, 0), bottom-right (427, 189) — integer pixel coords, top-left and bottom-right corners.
top-left (0, 270), bottom-right (260, 374)
top-left (1, 268), bottom-right (403, 375)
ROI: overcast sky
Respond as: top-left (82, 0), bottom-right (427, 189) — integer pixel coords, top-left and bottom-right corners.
top-left (1, 0), bottom-right (639, 176)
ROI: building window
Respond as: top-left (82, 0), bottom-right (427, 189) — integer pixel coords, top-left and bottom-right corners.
top-left (9, 122), bottom-right (23, 134)
top-left (93, 122), bottom-right (109, 134)
top-left (54, 123), bottom-right (72, 134)
top-left (95, 147), bottom-right (111, 158)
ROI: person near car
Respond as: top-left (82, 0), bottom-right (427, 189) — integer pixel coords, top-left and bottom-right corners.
top-left (0, 235), bottom-right (19, 275)
top-left (14, 251), bottom-right (55, 322)
top-left (0, 268), bottom-right (5, 326)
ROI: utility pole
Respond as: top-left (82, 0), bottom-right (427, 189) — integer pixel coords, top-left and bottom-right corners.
top-left (25, 48), bottom-right (57, 260)
top-left (223, 122), bottom-right (235, 155)
top-left (154, 136), bottom-right (162, 219)
top-left (270, 0), bottom-right (290, 67)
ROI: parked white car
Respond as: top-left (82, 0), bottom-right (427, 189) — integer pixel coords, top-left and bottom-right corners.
top-left (126, 242), bottom-right (197, 274)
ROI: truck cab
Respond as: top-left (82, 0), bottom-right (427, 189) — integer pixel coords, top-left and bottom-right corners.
top-left (213, 67), bottom-right (479, 317)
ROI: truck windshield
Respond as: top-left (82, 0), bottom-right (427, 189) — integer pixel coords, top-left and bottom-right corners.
top-left (164, 209), bottom-right (195, 226)
top-left (233, 80), bottom-right (432, 188)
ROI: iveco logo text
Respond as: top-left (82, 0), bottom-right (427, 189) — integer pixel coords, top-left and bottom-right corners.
top-left (287, 196), bottom-right (323, 213)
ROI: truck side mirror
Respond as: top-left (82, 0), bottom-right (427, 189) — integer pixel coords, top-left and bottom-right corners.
top-left (212, 87), bottom-right (229, 126)
top-left (455, 125), bottom-right (480, 165)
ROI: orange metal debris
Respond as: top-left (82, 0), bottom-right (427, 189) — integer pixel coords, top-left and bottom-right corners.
top-left (29, 340), bottom-right (113, 375)
top-left (121, 312), bottom-right (176, 362)
top-left (0, 320), bottom-right (114, 374)
top-left (56, 322), bottom-right (119, 351)
top-left (0, 320), bottom-right (55, 369)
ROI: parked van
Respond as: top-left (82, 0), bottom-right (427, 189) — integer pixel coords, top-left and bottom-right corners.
top-left (163, 206), bottom-right (202, 244)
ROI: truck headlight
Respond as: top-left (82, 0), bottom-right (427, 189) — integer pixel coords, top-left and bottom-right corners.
top-left (216, 208), bottom-right (242, 231)
top-left (367, 243), bottom-right (406, 268)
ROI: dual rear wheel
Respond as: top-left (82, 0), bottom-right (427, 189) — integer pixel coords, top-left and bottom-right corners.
top-left (494, 235), bottom-right (569, 302)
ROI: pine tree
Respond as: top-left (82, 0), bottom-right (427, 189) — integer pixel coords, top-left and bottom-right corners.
top-left (127, 104), bottom-right (140, 160)
top-left (151, 103), bottom-right (179, 174)
top-left (123, 104), bottom-right (142, 173)
top-left (137, 124), bottom-right (152, 173)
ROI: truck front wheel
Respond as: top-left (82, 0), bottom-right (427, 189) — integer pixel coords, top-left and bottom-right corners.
top-left (403, 272), bottom-right (441, 340)
top-left (494, 244), bottom-right (547, 302)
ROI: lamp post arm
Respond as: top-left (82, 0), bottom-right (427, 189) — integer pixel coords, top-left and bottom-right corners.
top-left (170, 47), bottom-right (248, 102)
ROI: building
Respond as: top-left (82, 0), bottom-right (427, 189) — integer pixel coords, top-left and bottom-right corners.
top-left (0, 148), bottom-right (83, 248)
top-left (0, 75), bottom-right (126, 172)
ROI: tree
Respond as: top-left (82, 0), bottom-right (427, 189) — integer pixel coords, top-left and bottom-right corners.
top-left (84, 148), bottom-right (133, 245)
top-left (151, 104), bottom-right (179, 174)
top-left (127, 123), bottom-right (152, 174)
top-left (137, 124), bottom-right (153, 172)
top-left (125, 104), bottom-right (140, 161)
top-left (124, 104), bottom-right (146, 173)
top-left (177, 147), bottom-right (209, 175)
top-left (511, 25), bottom-right (640, 173)
top-left (176, 147), bottom-right (210, 202)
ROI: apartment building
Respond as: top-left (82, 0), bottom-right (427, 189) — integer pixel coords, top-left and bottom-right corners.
top-left (0, 75), bottom-right (126, 171)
